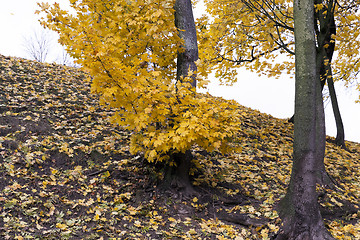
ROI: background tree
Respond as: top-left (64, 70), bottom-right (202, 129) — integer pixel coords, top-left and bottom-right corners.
top-left (275, 0), bottom-right (334, 238)
top-left (38, 0), bottom-right (242, 193)
top-left (56, 48), bottom-right (79, 67)
top-left (199, 0), bottom-right (330, 186)
top-left (22, 27), bottom-right (53, 62)
top-left (23, 27), bottom-right (79, 67)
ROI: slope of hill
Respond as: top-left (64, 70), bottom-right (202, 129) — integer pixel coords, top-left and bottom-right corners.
top-left (0, 54), bottom-right (359, 239)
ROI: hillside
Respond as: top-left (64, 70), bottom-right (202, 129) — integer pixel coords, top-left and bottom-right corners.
top-left (0, 54), bottom-right (360, 239)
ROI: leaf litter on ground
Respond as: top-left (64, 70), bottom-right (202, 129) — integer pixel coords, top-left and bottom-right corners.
top-left (0, 54), bottom-right (359, 239)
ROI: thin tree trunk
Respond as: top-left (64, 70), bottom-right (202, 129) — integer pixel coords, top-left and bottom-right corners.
top-left (326, 65), bottom-right (346, 148)
top-left (314, 49), bottom-right (336, 188)
top-left (317, 1), bottom-right (346, 148)
top-left (276, 0), bottom-right (334, 238)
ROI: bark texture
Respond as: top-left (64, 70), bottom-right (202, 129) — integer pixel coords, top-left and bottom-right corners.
top-left (163, 150), bottom-right (196, 196)
top-left (276, 0), bottom-right (335, 238)
top-left (174, 0), bottom-right (198, 88)
top-left (164, 0), bottom-right (198, 195)
top-left (290, 0), bottom-right (346, 149)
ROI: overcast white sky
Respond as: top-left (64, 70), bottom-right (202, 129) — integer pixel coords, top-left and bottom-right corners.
top-left (1, 0), bottom-right (360, 143)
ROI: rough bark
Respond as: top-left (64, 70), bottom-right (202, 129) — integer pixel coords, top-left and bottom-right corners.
top-left (163, 0), bottom-right (198, 194)
top-left (174, 0), bottom-right (198, 88)
top-left (162, 150), bottom-right (196, 196)
top-left (276, 0), bottom-right (335, 238)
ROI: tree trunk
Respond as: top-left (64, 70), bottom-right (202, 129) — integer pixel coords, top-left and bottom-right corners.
top-left (317, 1), bottom-right (346, 148)
top-left (288, 79), bottom-right (326, 124)
top-left (314, 50), bottom-right (336, 188)
top-left (288, 78), bottom-right (325, 123)
top-left (289, 2), bottom-right (337, 189)
top-left (289, 1), bottom-right (346, 149)
top-left (163, 0), bottom-right (198, 195)
top-left (163, 150), bottom-right (196, 196)
top-left (325, 64), bottom-right (346, 148)
top-left (276, 0), bottom-right (334, 238)
top-left (174, 0), bottom-right (198, 88)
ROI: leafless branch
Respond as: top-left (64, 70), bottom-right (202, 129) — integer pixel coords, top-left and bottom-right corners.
top-left (22, 28), bottom-right (54, 62)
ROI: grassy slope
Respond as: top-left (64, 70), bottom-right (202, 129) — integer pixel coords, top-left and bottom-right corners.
top-left (0, 54), bottom-right (359, 239)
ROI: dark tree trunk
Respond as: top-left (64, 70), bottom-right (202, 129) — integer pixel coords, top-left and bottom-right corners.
top-left (314, 49), bottom-right (335, 188)
top-left (163, 150), bottom-right (196, 196)
top-left (276, 0), bottom-right (334, 238)
top-left (164, 0), bottom-right (198, 194)
top-left (316, 1), bottom-right (346, 148)
top-left (327, 70), bottom-right (346, 148)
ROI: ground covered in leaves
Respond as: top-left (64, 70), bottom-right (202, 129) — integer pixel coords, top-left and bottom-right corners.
top-left (0, 54), bottom-right (360, 239)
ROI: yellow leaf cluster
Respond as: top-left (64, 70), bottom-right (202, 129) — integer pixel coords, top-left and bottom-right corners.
top-left (130, 90), bottom-right (242, 162)
top-left (38, 0), bottom-right (241, 163)
top-left (198, 0), bottom-right (360, 101)
top-left (197, 0), bottom-right (294, 83)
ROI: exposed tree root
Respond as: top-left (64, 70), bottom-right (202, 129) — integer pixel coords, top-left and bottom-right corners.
top-left (274, 223), bottom-right (335, 240)
top-left (216, 210), bottom-right (267, 227)
top-left (316, 168), bottom-right (339, 190)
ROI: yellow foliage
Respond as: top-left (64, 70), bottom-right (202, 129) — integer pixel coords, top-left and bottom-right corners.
top-left (198, 0), bottom-right (360, 100)
top-left (38, 0), bottom-right (242, 162)
top-left (198, 0), bottom-right (294, 83)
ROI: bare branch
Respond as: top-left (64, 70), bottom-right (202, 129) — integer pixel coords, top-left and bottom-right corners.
top-left (22, 28), bottom-right (54, 62)
top-left (214, 44), bottom-right (287, 64)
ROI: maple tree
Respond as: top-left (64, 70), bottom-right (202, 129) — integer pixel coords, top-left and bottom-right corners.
top-left (37, 0), bottom-right (241, 192)
top-left (198, 0), bottom-right (360, 148)
top-left (275, 0), bottom-right (334, 238)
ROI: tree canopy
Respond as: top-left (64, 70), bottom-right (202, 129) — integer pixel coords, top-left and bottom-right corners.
top-left (38, 0), bottom-right (242, 165)
top-left (198, 0), bottom-right (360, 101)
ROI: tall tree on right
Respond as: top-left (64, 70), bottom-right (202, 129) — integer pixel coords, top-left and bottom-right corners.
top-left (275, 0), bottom-right (335, 239)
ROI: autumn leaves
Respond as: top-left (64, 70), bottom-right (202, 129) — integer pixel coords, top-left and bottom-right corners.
top-left (38, 0), bottom-right (244, 167)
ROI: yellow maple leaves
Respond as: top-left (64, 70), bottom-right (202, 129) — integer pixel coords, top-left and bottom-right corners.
top-left (199, 0), bottom-right (360, 101)
top-left (38, 0), bottom-right (243, 163)
top-left (198, 0), bottom-right (295, 82)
